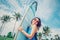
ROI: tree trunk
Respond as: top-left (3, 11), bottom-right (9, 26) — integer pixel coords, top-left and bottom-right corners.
top-left (13, 20), bottom-right (16, 37)
top-left (39, 36), bottom-right (41, 40)
top-left (0, 23), bottom-right (4, 34)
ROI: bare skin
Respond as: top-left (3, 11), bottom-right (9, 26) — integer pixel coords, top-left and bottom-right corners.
top-left (18, 18), bottom-right (39, 39)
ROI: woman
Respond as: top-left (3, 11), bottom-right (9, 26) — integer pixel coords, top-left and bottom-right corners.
top-left (18, 17), bottom-right (41, 40)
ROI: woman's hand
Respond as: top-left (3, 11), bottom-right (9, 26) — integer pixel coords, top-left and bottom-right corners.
top-left (18, 27), bottom-right (23, 32)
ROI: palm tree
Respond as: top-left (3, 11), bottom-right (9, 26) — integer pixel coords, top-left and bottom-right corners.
top-left (55, 34), bottom-right (60, 40)
top-left (51, 38), bottom-right (53, 40)
top-left (43, 26), bottom-right (50, 36)
top-left (37, 32), bottom-right (42, 40)
top-left (12, 12), bottom-right (22, 37)
top-left (0, 15), bottom-right (11, 34)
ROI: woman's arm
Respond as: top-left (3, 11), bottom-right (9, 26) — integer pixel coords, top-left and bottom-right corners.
top-left (18, 26), bottom-right (37, 39)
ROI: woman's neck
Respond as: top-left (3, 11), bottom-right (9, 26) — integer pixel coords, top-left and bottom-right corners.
top-left (31, 24), bottom-right (38, 32)
top-left (31, 24), bottom-right (36, 26)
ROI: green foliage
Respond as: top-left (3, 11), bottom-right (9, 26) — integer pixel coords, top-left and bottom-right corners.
top-left (0, 15), bottom-right (11, 23)
top-left (0, 36), bottom-right (13, 40)
top-left (43, 26), bottom-right (49, 32)
top-left (38, 32), bottom-right (42, 36)
top-left (0, 36), bottom-right (5, 40)
top-left (7, 32), bottom-right (13, 38)
top-left (55, 34), bottom-right (60, 40)
top-left (13, 12), bottom-right (22, 21)
top-left (46, 38), bottom-right (49, 40)
top-left (43, 26), bottom-right (50, 34)
top-left (0, 35), bottom-right (2, 37)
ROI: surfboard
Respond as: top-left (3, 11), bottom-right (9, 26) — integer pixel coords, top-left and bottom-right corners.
top-left (14, 1), bottom-right (38, 40)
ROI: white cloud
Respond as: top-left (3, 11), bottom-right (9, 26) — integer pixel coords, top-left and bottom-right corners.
top-left (0, 10), bottom-right (13, 17)
top-left (0, 4), bottom-right (9, 9)
top-left (35, 0), bottom-right (53, 21)
top-left (8, 0), bottom-right (23, 13)
top-left (0, 4), bottom-right (11, 12)
top-left (50, 28), bottom-right (60, 36)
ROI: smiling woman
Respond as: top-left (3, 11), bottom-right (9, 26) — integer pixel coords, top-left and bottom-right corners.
top-left (18, 17), bottom-right (41, 40)
top-left (15, 1), bottom-right (38, 40)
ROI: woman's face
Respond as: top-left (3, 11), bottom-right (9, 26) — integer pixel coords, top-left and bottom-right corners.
top-left (32, 18), bottom-right (39, 25)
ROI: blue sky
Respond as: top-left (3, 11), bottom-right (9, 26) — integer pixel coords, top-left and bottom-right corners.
top-left (0, 0), bottom-right (60, 29)
top-left (35, 0), bottom-right (60, 29)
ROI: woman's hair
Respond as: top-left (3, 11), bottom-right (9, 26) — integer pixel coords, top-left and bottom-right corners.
top-left (31, 17), bottom-right (41, 28)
